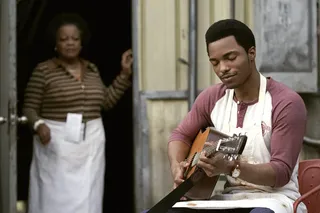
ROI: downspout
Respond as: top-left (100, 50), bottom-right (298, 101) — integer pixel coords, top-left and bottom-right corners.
top-left (188, 0), bottom-right (198, 110)
top-left (230, 0), bottom-right (235, 19)
top-left (132, 0), bottom-right (143, 212)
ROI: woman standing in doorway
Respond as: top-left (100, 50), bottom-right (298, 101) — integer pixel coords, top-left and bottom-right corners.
top-left (23, 13), bottom-right (133, 213)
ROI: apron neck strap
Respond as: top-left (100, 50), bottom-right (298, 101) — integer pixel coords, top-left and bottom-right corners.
top-left (225, 72), bottom-right (267, 125)
top-left (255, 73), bottom-right (267, 122)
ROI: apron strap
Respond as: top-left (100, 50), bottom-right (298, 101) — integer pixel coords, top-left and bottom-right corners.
top-left (225, 72), bottom-right (267, 127)
top-left (255, 73), bottom-right (267, 124)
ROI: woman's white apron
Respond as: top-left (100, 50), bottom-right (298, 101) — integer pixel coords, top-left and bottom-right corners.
top-left (28, 118), bottom-right (106, 213)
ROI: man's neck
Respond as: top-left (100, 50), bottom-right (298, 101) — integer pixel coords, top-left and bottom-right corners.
top-left (234, 70), bottom-right (260, 103)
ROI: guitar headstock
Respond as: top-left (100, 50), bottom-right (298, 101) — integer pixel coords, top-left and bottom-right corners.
top-left (216, 133), bottom-right (247, 160)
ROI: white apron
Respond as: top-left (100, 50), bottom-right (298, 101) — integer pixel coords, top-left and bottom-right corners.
top-left (28, 118), bottom-right (106, 213)
top-left (174, 74), bottom-right (307, 213)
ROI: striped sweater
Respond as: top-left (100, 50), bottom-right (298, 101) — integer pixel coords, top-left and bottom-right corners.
top-left (23, 58), bottom-right (132, 127)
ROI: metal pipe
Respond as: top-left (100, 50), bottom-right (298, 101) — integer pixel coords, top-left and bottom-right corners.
top-left (188, 0), bottom-right (198, 110)
top-left (131, 0), bottom-right (143, 212)
top-left (303, 136), bottom-right (320, 146)
top-left (230, 0), bottom-right (235, 19)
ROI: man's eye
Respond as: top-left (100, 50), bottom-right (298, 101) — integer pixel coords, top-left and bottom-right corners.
top-left (211, 61), bottom-right (219, 66)
top-left (228, 56), bottom-right (237, 61)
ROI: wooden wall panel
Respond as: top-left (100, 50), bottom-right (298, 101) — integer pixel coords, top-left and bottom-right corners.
top-left (147, 100), bottom-right (188, 204)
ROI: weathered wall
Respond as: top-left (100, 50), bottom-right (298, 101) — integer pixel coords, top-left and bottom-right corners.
top-left (135, 0), bottom-right (320, 211)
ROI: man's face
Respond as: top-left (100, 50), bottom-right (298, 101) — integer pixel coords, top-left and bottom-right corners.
top-left (207, 36), bottom-right (255, 89)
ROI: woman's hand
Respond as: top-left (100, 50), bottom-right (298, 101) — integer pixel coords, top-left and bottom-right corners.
top-left (120, 49), bottom-right (133, 75)
top-left (36, 123), bottom-right (51, 145)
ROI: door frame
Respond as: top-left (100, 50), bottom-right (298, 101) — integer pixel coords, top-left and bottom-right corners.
top-left (0, 0), bottom-right (18, 212)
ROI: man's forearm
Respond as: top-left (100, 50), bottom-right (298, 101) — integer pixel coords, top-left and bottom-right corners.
top-left (236, 162), bottom-right (276, 187)
top-left (167, 141), bottom-right (190, 168)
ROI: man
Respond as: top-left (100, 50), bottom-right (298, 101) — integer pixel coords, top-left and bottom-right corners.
top-left (167, 19), bottom-right (307, 213)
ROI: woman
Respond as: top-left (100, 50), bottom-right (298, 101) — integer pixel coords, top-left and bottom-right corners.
top-left (23, 13), bottom-right (133, 213)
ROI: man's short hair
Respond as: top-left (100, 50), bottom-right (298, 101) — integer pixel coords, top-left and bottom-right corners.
top-left (205, 19), bottom-right (255, 53)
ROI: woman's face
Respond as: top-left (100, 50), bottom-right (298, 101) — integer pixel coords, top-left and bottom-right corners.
top-left (55, 24), bottom-right (82, 60)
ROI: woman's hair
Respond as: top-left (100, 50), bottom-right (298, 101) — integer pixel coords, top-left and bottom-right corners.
top-left (46, 13), bottom-right (91, 47)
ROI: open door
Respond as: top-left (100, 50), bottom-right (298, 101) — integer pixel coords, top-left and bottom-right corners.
top-left (0, 0), bottom-right (17, 212)
top-left (0, 0), bottom-right (28, 212)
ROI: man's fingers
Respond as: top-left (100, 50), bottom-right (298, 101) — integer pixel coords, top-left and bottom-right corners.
top-left (174, 177), bottom-right (184, 187)
top-left (204, 141), bottom-right (214, 146)
top-left (199, 151), bottom-right (214, 163)
top-left (197, 160), bottom-right (212, 170)
top-left (179, 160), bottom-right (190, 168)
top-left (180, 196), bottom-right (187, 201)
top-left (173, 179), bottom-right (184, 190)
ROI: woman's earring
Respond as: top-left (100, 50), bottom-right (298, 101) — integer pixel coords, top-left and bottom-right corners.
top-left (54, 47), bottom-right (57, 51)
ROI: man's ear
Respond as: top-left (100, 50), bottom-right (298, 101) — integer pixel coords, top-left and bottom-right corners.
top-left (248, 46), bottom-right (256, 61)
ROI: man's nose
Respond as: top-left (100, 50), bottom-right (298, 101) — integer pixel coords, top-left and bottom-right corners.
top-left (220, 61), bottom-right (230, 74)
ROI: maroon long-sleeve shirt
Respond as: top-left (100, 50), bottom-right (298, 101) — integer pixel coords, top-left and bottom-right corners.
top-left (169, 78), bottom-right (307, 188)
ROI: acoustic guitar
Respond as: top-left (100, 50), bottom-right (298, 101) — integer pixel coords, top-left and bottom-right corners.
top-left (147, 127), bottom-right (247, 213)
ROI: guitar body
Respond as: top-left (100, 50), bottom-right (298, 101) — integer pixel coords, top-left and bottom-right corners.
top-left (184, 127), bottom-right (230, 200)
top-left (147, 127), bottom-right (247, 213)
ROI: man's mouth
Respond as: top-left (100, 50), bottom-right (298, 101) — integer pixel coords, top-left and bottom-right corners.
top-left (221, 74), bottom-right (236, 80)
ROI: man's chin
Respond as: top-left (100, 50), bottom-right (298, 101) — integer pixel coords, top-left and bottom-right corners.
top-left (224, 82), bottom-right (239, 89)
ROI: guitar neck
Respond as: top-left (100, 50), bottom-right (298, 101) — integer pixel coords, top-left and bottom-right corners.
top-left (147, 169), bottom-right (207, 213)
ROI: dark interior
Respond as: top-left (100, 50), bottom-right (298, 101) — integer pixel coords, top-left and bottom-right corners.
top-left (17, 0), bottom-right (134, 212)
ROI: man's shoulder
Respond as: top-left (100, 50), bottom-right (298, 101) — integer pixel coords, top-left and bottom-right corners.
top-left (267, 78), bottom-right (306, 116)
top-left (191, 83), bottom-right (227, 114)
top-left (268, 78), bottom-right (304, 102)
top-left (198, 83), bottom-right (227, 102)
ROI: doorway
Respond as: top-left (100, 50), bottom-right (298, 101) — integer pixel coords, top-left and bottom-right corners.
top-left (17, 0), bottom-right (134, 212)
